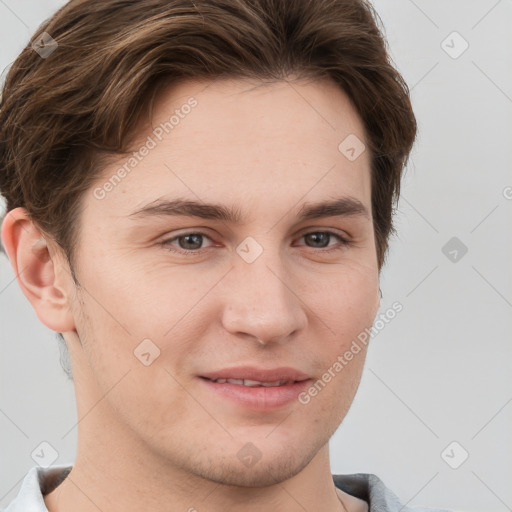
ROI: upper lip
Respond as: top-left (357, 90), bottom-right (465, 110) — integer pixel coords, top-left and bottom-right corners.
top-left (200, 366), bottom-right (311, 382)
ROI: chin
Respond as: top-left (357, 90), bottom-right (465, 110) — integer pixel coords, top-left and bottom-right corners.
top-left (184, 441), bottom-right (317, 488)
top-left (202, 458), bottom-right (308, 488)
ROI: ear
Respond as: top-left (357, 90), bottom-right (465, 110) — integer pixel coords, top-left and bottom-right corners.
top-left (1, 207), bottom-right (76, 333)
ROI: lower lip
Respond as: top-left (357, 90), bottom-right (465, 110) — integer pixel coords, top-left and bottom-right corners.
top-left (199, 378), bottom-right (312, 410)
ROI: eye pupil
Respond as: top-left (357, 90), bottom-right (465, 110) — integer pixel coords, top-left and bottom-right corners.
top-left (179, 234), bottom-right (203, 250)
top-left (306, 232), bottom-right (330, 248)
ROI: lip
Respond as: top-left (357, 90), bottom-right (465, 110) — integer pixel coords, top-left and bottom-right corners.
top-left (198, 366), bottom-right (312, 411)
top-left (200, 366), bottom-right (311, 382)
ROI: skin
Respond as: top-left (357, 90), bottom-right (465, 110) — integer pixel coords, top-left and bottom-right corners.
top-left (2, 77), bottom-right (380, 512)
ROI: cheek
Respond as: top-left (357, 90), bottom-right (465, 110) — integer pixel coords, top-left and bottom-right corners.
top-left (301, 261), bottom-right (379, 338)
top-left (72, 290), bottom-right (196, 429)
top-left (296, 262), bottom-right (378, 411)
top-left (85, 251), bottom-right (218, 338)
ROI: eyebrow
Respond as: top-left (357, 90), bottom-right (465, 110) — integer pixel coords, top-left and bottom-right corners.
top-left (128, 196), bottom-right (370, 223)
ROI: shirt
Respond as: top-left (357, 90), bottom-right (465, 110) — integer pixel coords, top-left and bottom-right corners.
top-left (1, 465), bottom-right (450, 512)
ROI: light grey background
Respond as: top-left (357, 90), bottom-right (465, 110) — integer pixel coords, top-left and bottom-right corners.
top-left (1, 1), bottom-right (511, 511)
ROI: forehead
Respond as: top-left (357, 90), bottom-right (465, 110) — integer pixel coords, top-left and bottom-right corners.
top-left (88, 77), bottom-right (371, 222)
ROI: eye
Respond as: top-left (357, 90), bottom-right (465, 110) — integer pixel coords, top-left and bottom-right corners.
top-left (296, 231), bottom-right (352, 253)
top-left (161, 232), bottom-right (214, 255)
top-left (160, 229), bottom-right (352, 256)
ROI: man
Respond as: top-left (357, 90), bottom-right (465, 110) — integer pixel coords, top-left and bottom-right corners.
top-left (0, 0), bottom-right (447, 510)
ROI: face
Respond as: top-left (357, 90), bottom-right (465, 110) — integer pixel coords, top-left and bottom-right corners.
top-left (64, 77), bottom-right (380, 486)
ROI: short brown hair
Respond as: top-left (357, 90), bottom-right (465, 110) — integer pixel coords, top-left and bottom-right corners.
top-left (0, 0), bottom-right (416, 272)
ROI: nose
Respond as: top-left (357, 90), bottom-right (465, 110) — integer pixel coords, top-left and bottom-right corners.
top-left (219, 250), bottom-right (307, 346)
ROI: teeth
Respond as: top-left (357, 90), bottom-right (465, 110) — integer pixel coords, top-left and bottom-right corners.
top-left (240, 379), bottom-right (263, 387)
top-left (211, 378), bottom-right (293, 387)
top-left (259, 380), bottom-right (290, 387)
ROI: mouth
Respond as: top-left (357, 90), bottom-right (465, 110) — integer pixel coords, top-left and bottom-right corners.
top-left (200, 377), bottom-right (299, 387)
top-left (198, 367), bottom-right (312, 410)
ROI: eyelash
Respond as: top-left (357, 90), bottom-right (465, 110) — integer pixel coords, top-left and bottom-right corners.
top-left (159, 230), bottom-right (353, 256)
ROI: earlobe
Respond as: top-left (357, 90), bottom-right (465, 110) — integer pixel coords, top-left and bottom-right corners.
top-left (1, 207), bottom-right (76, 333)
